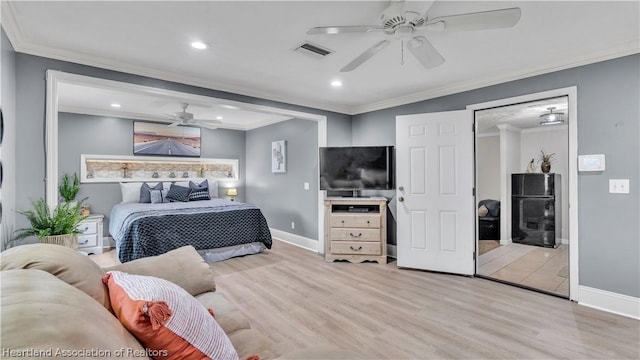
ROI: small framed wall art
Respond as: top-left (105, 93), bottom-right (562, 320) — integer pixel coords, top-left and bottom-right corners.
top-left (271, 140), bottom-right (286, 173)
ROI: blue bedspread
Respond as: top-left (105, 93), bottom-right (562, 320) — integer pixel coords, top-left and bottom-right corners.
top-left (109, 199), bottom-right (272, 263)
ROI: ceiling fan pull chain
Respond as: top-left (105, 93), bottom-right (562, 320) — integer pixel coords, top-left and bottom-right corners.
top-left (401, 40), bottom-right (405, 65)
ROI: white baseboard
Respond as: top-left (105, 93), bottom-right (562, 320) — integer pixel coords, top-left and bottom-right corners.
top-left (104, 236), bottom-right (114, 248)
top-left (269, 228), bottom-right (319, 253)
top-left (578, 285), bottom-right (640, 320)
top-left (500, 238), bottom-right (513, 246)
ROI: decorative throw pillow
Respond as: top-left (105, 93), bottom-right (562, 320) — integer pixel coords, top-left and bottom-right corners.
top-left (166, 184), bottom-right (192, 202)
top-left (478, 204), bottom-right (489, 217)
top-left (140, 182), bottom-right (164, 203)
top-left (189, 180), bottom-right (210, 201)
top-left (103, 271), bottom-right (239, 360)
top-left (120, 182), bottom-right (144, 203)
top-left (150, 189), bottom-right (164, 204)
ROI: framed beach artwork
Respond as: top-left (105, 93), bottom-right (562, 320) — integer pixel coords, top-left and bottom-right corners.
top-left (271, 140), bottom-right (286, 173)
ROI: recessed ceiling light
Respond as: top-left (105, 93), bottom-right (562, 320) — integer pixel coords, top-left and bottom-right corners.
top-left (331, 80), bottom-right (343, 87)
top-left (110, 103), bottom-right (121, 108)
top-left (191, 41), bottom-right (207, 50)
top-left (216, 116), bottom-right (223, 120)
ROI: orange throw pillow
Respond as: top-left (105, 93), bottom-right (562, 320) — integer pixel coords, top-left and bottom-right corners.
top-left (103, 271), bottom-right (238, 360)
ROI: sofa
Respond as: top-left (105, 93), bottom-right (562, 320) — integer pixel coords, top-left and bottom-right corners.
top-left (0, 244), bottom-right (358, 359)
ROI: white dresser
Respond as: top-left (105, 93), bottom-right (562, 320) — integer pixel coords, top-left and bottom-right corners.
top-left (324, 197), bottom-right (387, 264)
top-left (76, 214), bottom-right (104, 254)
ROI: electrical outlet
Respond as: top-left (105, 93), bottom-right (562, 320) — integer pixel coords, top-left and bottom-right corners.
top-left (609, 179), bottom-right (630, 194)
top-left (291, 222), bottom-right (295, 229)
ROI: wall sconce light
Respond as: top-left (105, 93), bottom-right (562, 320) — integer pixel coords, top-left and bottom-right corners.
top-left (226, 188), bottom-right (238, 201)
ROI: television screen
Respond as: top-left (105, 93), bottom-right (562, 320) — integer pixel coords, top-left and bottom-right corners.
top-left (319, 146), bottom-right (393, 190)
top-left (133, 121), bottom-right (201, 157)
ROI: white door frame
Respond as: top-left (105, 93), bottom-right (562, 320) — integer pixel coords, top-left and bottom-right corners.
top-left (45, 70), bottom-right (328, 253)
top-left (467, 86), bottom-right (579, 301)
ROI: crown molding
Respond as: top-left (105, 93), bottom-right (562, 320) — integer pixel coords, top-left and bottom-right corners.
top-left (351, 42), bottom-right (640, 115)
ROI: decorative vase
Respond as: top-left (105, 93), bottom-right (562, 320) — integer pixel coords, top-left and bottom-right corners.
top-left (541, 160), bottom-right (551, 173)
top-left (40, 234), bottom-right (77, 250)
top-left (81, 205), bottom-right (90, 216)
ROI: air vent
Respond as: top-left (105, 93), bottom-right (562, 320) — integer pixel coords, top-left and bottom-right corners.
top-left (295, 41), bottom-right (334, 58)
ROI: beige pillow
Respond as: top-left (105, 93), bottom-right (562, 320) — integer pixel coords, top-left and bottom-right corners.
top-left (106, 245), bottom-right (216, 296)
top-left (0, 243), bottom-right (110, 310)
top-left (478, 205), bottom-right (489, 217)
top-left (1, 269), bottom-right (145, 355)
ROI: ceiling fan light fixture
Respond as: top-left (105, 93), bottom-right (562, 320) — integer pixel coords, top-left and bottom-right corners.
top-left (539, 107), bottom-right (565, 125)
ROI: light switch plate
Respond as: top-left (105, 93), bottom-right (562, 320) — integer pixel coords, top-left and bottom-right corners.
top-left (609, 179), bottom-right (630, 194)
top-left (304, 182), bottom-right (310, 190)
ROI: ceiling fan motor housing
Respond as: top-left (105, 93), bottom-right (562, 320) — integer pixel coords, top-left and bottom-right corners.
top-left (380, 2), bottom-right (406, 28)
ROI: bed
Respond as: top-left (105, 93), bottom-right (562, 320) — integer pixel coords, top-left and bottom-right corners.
top-left (109, 196), bottom-right (272, 263)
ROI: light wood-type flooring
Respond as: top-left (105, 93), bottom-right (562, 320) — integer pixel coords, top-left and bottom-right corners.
top-left (91, 240), bottom-right (639, 359)
top-left (478, 242), bottom-right (569, 296)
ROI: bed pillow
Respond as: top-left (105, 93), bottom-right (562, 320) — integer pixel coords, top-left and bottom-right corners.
top-left (140, 182), bottom-right (164, 203)
top-left (150, 189), bottom-right (164, 204)
top-left (189, 180), bottom-right (211, 201)
top-left (166, 184), bottom-right (192, 202)
top-left (103, 271), bottom-right (239, 360)
top-left (207, 179), bottom-right (219, 198)
top-left (120, 182), bottom-right (144, 203)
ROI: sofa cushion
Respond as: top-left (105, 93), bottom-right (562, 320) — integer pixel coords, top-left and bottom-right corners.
top-left (106, 245), bottom-right (216, 296)
top-left (0, 243), bottom-right (110, 310)
top-left (1, 269), bottom-right (145, 356)
top-left (228, 329), bottom-right (279, 360)
top-left (196, 292), bottom-right (251, 335)
top-left (104, 271), bottom-right (238, 360)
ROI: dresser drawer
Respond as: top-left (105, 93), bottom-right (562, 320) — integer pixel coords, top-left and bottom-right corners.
top-left (330, 215), bottom-right (380, 228)
top-left (77, 234), bottom-right (98, 248)
top-left (78, 221), bottom-right (98, 235)
top-left (330, 228), bottom-right (380, 241)
top-left (331, 241), bottom-right (381, 255)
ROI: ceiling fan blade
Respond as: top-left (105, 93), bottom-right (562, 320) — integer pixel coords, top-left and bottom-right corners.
top-left (167, 121), bottom-right (182, 127)
top-left (340, 40), bottom-right (391, 72)
top-left (407, 36), bottom-right (445, 69)
top-left (307, 25), bottom-right (384, 35)
top-left (194, 119), bottom-right (223, 125)
top-left (426, 7), bottom-right (521, 32)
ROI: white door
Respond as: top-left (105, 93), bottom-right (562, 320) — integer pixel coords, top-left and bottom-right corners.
top-left (396, 110), bottom-right (475, 275)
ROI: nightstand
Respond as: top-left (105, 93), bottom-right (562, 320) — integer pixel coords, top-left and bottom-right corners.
top-left (77, 214), bottom-right (104, 255)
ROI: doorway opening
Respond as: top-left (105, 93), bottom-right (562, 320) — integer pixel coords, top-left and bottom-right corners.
top-left (468, 87), bottom-right (578, 300)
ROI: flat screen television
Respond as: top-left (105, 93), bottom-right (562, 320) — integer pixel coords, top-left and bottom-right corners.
top-left (133, 121), bottom-right (201, 157)
top-left (319, 146), bottom-right (394, 190)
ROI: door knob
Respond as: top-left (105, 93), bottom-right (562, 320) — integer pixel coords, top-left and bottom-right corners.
top-left (398, 186), bottom-right (404, 191)
top-left (398, 197), bottom-right (404, 202)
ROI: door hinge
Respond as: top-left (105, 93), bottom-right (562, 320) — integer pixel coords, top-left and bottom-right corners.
top-left (473, 251), bottom-right (476, 259)
top-left (472, 187), bottom-right (475, 196)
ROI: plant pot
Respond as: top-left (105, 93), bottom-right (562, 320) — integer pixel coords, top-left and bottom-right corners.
top-left (541, 160), bottom-right (551, 173)
top-left (40, 234), bottom-right (77, 250)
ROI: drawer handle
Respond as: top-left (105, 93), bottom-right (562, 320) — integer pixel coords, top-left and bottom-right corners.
top-left (366, 220), bottom-right (370, 224)
top-left (83, 227), bottom-right (89, 232)
top-left (349, 232), bottom-right (362, 238)
top-left (341, 220), bottom-right (345, 224)
top-left (350, 246), bottom-right (362, 251)
top-left (79, 239), bottom-right (89, 245)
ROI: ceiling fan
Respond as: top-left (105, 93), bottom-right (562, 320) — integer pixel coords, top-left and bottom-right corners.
top-left (164, 103), bottom-right (222, 129)
top-left (307, 0), bottom-right (521, 72)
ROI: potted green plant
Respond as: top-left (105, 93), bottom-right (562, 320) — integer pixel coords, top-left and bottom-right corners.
top-left (14, 199), bottom-right (87, 249)
top-left (59, 173), bottom-right (80, 204)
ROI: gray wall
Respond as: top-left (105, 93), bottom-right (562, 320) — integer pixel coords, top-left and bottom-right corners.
top-left (246, 119), bottom-right (318, 239)
top-left (476, 135), bottom-right (500, 202)
top-left (13, 52), bottom-right (352, 239)
top-left (1, 28), bottom-right (17, 249)
top-left (351, 54), bottom-right (640, 298)
top-left (58, 112), bottom-right (246, 236)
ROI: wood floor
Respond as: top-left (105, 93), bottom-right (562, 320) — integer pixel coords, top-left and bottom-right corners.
top-left (478, 242), bottom-right (569, 296)
top-left (91, 240), bottom-right (639, 359)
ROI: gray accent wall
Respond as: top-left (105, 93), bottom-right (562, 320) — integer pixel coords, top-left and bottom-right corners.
top-left (58, 112), bottom-right (246, 236)
top-left (246, 119), bottom-right (318, 239)
top-left (1, 28), bottom-right (17, 249)
top-left (351, 54), bottom-right (640, 298)
top-left (13, 52), bottom-right (351, 239)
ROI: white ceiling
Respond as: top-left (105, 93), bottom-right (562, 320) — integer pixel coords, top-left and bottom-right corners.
top-left (3, 1), bottom-right (639, 118)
